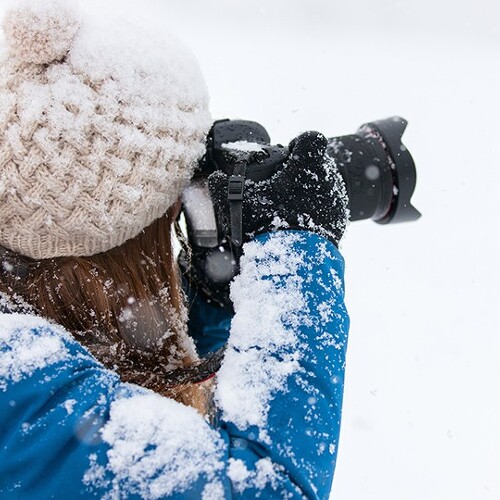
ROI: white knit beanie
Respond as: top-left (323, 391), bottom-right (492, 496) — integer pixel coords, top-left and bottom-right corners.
top-left (0, 0), bottom-right (212, 259)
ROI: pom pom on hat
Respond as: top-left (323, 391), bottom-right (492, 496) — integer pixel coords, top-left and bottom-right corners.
top-left (3, 0), bottom-right (80, 65)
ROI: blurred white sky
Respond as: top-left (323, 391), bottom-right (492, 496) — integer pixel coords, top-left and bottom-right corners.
top-left (2, 1), bottom-right (499, 499)
top-left (106, 0), bottom-right (500, 43)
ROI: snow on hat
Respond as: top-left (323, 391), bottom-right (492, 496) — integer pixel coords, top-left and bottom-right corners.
top-left (0, 0), bottom-right (211, 259)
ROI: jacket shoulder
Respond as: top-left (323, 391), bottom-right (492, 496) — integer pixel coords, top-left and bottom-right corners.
top-left (0, 313), bottom-right (88, 390)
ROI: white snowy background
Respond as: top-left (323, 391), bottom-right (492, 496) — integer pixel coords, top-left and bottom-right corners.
top-left (4, 1), bottom-right (499, 499)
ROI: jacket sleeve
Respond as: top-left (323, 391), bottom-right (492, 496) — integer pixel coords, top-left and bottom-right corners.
top-left (215, 230), bottom-right (349, 498)
top-left (0, 230), bottom-right (349, 499)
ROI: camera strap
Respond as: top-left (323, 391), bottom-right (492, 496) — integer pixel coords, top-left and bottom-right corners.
top-left (162, 345), bottom-right (226, 387)
top-left (227, 162), bottom-right (247, 247)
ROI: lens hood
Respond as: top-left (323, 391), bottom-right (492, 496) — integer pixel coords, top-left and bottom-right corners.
top-left (360, 117), bottom-right (421, 224)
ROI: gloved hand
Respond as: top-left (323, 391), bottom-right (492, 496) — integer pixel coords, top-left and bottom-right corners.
top-left (208, 131), bottom-right (349, 248)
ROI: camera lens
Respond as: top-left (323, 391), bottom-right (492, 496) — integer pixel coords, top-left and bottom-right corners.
top-left (327, 116), bottom-right (421, 224)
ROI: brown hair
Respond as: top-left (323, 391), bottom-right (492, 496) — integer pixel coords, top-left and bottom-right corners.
top-left (0, 207), bottom-right (211, 413)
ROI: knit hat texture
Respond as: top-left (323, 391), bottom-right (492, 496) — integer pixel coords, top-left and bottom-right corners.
top-left (0, 0), bottom-right (211, 259)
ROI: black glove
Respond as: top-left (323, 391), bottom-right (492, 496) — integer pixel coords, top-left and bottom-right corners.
top-left (208, 131), bottom-right (349, 248)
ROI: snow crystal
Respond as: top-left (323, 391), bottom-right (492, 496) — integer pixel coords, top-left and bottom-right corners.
top-left (117, 307), bottom-right (134, 323)
top-left (2, 260), bottom-right (14, 272)
top-left (63, 398), bottom-right (77, 415)
top-left (365, 164), bottom-right (380, 181)
top-left (227, 457), bottom-right (283, 494)
top-left (317, 302), bottom-right (332, 323)
top-left (84, 392), bottom-right (225, 499)
top-left (222, 141), bottom-right (265, 153)
top-left (0, 313), bottom-right (71, 391)
top-left (215, 233), bottom-right (307, 437)
top-left (201, 480), bottom-right (225, 500)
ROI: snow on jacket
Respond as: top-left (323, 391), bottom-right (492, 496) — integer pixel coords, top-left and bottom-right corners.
top-left (0, 231), bottom-right (349, 499)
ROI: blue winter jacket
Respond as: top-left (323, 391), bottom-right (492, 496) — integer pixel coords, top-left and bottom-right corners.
top-left (0, 231), bottom-right (349, 499)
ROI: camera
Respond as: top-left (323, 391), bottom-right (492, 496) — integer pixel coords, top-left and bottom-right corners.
top-left (180, 117), bottom-right (420, 296)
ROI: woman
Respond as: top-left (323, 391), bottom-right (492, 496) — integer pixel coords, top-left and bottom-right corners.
top-left (0, 1), bottom-right (350, 498)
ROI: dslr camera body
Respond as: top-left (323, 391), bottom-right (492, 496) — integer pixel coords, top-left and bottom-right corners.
top-left (181, 117), bottom-right (420, 297)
